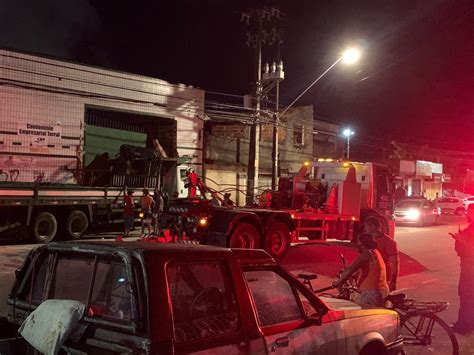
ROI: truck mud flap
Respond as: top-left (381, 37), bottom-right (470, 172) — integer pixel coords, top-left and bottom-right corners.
top-left (206, 232), bottom-right (228, 247)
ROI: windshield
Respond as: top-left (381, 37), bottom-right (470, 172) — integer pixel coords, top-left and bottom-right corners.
top-left (396, 200), bottom-right (423, 208)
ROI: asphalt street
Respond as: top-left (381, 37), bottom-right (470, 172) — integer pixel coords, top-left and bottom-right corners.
top-left (0, 215), bottom-right (473, 353)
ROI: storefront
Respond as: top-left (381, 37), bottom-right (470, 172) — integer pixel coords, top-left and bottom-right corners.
top-left (397, 160), bottom-right (443, 200)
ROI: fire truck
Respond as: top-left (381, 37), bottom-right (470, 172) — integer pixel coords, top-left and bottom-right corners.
top-left (160, 160), bottom-right (395, 260)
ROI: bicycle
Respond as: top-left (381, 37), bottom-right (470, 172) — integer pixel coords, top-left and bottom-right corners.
top-left (300, 254), bottom-right (460, 355)
top-left (385, 293), bottom-right (459, 355)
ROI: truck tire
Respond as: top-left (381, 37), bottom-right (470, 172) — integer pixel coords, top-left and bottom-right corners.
top-left (31, 212), bottom-right (57, 243)
top-left (65, 210), bottom-right (89, 240)
top-left (264, 222), bottom-right (290, 260)
top-left (229, 223), bottom-right (260, 249)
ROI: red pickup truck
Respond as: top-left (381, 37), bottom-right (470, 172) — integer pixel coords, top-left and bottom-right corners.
top-left (0, 242), bottom-right (403, 354)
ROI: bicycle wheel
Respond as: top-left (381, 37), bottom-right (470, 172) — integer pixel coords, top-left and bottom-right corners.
top-left (401, 311), bottom-right (459, 355)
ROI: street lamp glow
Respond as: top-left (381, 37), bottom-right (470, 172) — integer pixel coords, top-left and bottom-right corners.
top-left (341, 48), bottom-right (361, 65)
top-left (343, 128), bottom-right (354, 137)
top-left (280, 47), bottom-right (363, 120)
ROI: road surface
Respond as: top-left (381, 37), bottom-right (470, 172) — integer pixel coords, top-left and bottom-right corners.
top-left (0, 216), bottom-right (473, 353)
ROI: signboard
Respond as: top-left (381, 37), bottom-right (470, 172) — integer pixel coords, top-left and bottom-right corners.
top-left (415, 160), bottom-right (443, 177)
top-left (431, 162), bottom-right (443, 174)
top-left (18, 123), bottom-right (62, 146)
top-left (415, 161), bottom-right (432, 177)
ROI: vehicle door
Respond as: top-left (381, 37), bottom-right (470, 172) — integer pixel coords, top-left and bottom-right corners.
top-left (177, 166), bottom-right (189, 197)
top-left (420, 200), bottom-right (435, 223)
top-left (436, 198), bottom-right (449, 212)
top-left (166, 261), bottom-right (266, 354)
top-left (10, 249), bottom-right (148, 353)
top-left (243, 268), bottom-right (346, 354)
top-left (373, 166), bottom-right (393, 217)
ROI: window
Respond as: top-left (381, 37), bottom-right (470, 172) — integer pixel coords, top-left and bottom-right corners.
top-left (52, 257), bottom-right (95, 303)
top-left (19, 253), bottom-right (49, 304)
top-left (90, 260), bottom-right (132, 321)
top-left (377, 173), bottom-right (389, 195)
top-left (244, 270), bottom-right (302, 327)
top-left (294, 124), bottom-right (305, 146)
top-left (49, 254), bottom-right (133, 323)
top-left (16, 251), bottom-right (135, 325)
top-left (167, 262), bottom-right (239, 343)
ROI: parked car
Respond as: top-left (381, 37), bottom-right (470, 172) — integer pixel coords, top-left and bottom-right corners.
top-left (463, 196), bottom-right (474, 209)
top-left (0, 242), bottom-right (404, 355)
top-left (436, 197), bottom-right (465, 215)
top-left (394, 198), bottom-right (439, 226)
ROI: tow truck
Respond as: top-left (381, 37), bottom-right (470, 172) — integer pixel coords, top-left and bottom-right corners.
top-left (274, 160), bottom-right (395, 241)
top-left (158, 160), bottom-right (395, 260)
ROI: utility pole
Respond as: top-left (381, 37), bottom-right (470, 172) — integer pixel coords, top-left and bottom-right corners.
top-left (240, 7), bottom-right (284, 203)
top-left (268, 59), bottom-right (284, 189)
top-left (271, 81), bottom-right (280, 190)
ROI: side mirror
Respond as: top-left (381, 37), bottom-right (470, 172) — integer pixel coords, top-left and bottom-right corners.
top-left (306, 308), bottom-right (326, 326)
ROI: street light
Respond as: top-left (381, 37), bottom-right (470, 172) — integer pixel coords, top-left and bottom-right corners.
top-left (268, 46), bottom-right (361, 192)
top-left (341, 48), bottom-right (361, 65)
top-left (343, 128), bottom-right (355, 159)
top-left (279, 47), bottom-right (361, 119)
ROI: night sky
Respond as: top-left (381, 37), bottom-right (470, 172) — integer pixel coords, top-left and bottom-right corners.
top-left (1, 0), bottom-right (473, 155)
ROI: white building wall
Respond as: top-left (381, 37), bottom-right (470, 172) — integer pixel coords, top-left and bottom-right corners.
top-left (0, 49), bottom-right (204, 183)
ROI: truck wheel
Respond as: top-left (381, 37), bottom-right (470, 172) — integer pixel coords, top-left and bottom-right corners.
top-left (264, 222), bottom-right (290, 260)
top-left (65, 210), bottom-right (89, 240)
top-left (229, 223), bottom-right (260, 249)
top-left (31, 212), bottom-right (57, 243)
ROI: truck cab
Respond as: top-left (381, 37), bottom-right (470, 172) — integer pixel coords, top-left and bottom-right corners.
top-left (313, 162), bottom-right (394, 214)
top-left (275, 161), bottom-right (395, 240)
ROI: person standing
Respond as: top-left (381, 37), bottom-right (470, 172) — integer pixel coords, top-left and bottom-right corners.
top-left (450, 204), bottom-right (474, 334)
top-left (153, 188), bottom-right (164, 235)
top-left (140, 188), bottom-right (154, 236)
top-left (364, 217), bottom-right (399, 291)
top-left (223, 193), bottom-right (235, 206)
top-left (123, 190), bottom-right (135, 237)
top-left (210, 193), bottom-right (220, 207)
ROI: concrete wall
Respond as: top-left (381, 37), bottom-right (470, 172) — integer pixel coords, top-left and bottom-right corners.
top-left (205, 105), bottom-right (341, 205)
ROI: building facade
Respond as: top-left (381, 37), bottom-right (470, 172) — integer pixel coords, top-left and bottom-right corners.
top-left (204, 105), bottom-right (342, 205)
top-left (0, 48), bottom-right (204, 184)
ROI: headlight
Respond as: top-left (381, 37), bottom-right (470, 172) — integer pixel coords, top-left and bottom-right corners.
top-left (199, 217), bottom-right (208, 226)
top-left (405, 209), bottom-right (420, 220)
top-left (139, 212), bottom-right (144, 219)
